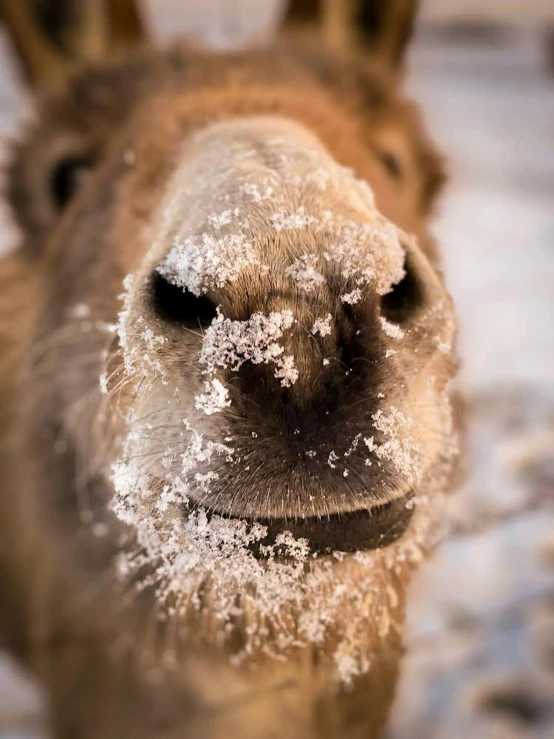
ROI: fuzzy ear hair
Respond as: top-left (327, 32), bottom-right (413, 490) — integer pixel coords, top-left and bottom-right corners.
top-left (284, 0), bottom-right (419, 69)
top-left (0, 0), bottom-right (146, 88)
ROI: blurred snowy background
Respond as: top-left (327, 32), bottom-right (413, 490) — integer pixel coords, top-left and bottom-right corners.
top-left (0, 1), bottom-right (553, 737)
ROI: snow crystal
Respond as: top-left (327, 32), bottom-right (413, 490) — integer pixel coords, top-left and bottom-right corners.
top-left (380, 316), bottom-right (405, 340)
top-left (372, 407), bottom-right (422, 482)
top-left (157, 230), bottom-right (258, 297)
top-left (285, 254), bottom-right (325, 292)
top-left (364, 437), bottom-right (378, 453)
top-left (311, 314), bottom-right (333, 337)
top-left (344, 434), bottom-right (363, 457)
top-left (328, 450), bottom-right (340, 469)
top-left (372, 407), bottom-right (412, 436)
top-left (271, 206), bottom-right (315, 231)
top-left (240, 182), bottom-right (274, 202)
top-left (324, 217), bottom-right (405, 297)
top-left (341, 288), bottom-right (363, 305)
top-left (195, 378), bottom-right (231, 415)
top-left (436, 337), bottom-right (452, 355)
top-left (199, 309), bottom-right (298, 388)
top-left (274, 354), bottom-right (299, 387)
top-left (140, 326), bottom-right (166, 348)
top-left (207, 208), bottom-right (236, 229)
top-left (99, 371), bottom-right (108, 395)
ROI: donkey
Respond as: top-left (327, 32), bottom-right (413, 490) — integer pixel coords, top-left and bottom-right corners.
top-left (0, 1), bottom-right (459, 737)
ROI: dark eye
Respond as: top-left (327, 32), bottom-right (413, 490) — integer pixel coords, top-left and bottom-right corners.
top-left (50, 157), bottom-right (92, 210)
top-left (380, 252), bottom-right (423, 323)
top-left (151, 272), bottom-right (218, 330)
top-left (376, 150), bottom-right (403, 180)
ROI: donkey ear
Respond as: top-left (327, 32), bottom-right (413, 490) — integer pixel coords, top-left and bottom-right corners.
top-left (285, 0), bottom-right (419, 70)
top-left (351, 0), bottom-right (419, 68)
top-left (0, 0), bottom-right (146, 89)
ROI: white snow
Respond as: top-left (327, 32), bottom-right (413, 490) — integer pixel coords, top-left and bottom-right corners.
top-left (372, 407), bottom-right (422, 483)
top-left (340, 288), bottom-right (363, 305)
top-left (380, 316), bottom-right (405, 340)
top-left (158, 229), bottom-right (259, 296)
top-left (285, 253), bottom-right (326, 292)
top-left (311, 313), bottom-right (333, 337)
top-left (194, 378), bottom-right (231, 415)
top-left (199, 308), bottom-right (297, 387)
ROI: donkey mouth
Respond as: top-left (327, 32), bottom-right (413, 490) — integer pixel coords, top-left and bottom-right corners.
top-left (187, 494), bottom-right (414, 556)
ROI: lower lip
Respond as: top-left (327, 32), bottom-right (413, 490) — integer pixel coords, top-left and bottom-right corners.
top-left (190, 495), bottom-right (415, 557)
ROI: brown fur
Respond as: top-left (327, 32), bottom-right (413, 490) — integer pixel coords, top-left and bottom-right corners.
top-left (0, 32), bottom-right (457, 739)
top-left (285, 0), bottom-right (420, 68)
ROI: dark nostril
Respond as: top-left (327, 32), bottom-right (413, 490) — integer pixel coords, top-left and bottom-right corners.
top-left (151, 272), bottom-right (217, 330)
top-left (380, 251), bottom-right (423, 324)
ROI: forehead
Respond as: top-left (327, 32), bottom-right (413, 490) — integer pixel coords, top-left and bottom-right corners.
top-left (34, 43), bottom-right (409, 148)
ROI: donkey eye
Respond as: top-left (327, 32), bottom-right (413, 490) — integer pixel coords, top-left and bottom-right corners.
top-left (50, 157), bottom-right (92, 210)
top-left (376, 150), bottom-right (403, 180)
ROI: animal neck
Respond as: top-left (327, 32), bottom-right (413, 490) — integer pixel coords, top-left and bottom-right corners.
top-left (175, 641), bottom-right (404, 738)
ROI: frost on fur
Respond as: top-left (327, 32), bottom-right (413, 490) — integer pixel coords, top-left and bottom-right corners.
top-left (286, 254), bottom-right (326, 292)
top-left (200, 309), bottom-right (298, 388)
top-left (380, 316), bottom-right (405, 340)
top-left (312, 314), bottom-right (333, 337)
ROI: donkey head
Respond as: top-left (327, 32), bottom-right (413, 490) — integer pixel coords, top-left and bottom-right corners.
top-left (4, 0), bottom-right (457, 687)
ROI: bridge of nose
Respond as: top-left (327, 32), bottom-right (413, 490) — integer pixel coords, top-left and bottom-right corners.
top-left (136, 114), bottom-right (413, 391)
top-left (219, 279), bottom-right (331, 380)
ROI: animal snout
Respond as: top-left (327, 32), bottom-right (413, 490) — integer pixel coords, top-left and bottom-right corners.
top-left (141, 216), bottom-right (449, 457)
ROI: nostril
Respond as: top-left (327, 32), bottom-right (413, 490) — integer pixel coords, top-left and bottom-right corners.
top-left (380, 251), bottom-right (423, 324)
top-left (151, 272), bottom-right (217, 330)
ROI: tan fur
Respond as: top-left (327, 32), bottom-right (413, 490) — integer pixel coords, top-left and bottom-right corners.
top-left (0, 25), bottom-right (458, 739)
top-left (285, 1), bottom-right (419, 68)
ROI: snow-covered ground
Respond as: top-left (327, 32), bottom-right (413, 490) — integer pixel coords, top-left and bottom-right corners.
top-left (0, 6), bottom-right (553, 738)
